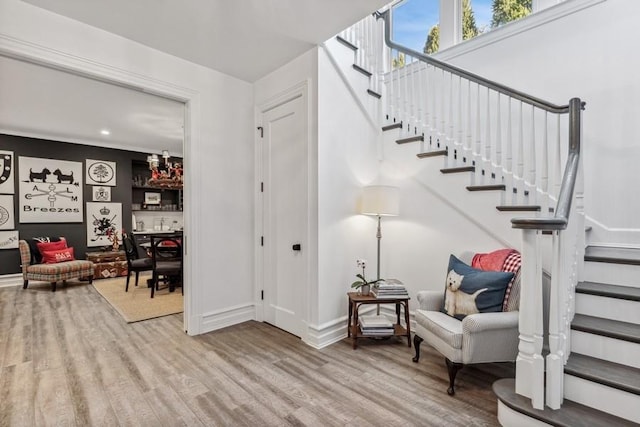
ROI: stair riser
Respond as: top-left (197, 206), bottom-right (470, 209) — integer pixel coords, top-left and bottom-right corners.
top-left (571, 330), bottom-right (640, 369)
top-left (575, 294), bottom-right (640, 324)
top-left (583, 261), bottom-right (640, 288)
top-left (497, 401), bottom-right (552, 427)
top-left (564, 375), bottom-right (640, 423)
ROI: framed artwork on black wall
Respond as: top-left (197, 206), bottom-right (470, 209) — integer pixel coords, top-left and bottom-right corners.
top-left (18, 156), bottom-right (83, 223)
top-left (0, 230), bottom-right (18, 249)
top-left (0, 195), bottom-right (14, 230)
top-left (86, 159), bottom-right (116, 186)
top-left (86, 202), bottom-right (122, 247)
top-left (0, 150), bottom-right (15, 194)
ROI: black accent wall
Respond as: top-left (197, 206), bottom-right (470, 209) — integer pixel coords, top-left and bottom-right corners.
top-left (0, 133), bottom-right (149, 275)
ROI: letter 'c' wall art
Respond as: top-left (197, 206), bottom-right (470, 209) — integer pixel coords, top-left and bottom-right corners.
top-left (18, 156), bottom-right (83, 223)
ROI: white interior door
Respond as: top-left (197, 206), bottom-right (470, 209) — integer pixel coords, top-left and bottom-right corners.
top-left (261, 91), bottom-right (307, 338)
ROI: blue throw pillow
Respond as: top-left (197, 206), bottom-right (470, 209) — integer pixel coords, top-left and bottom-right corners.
top-left (441, 255), bottom-right (514, 320)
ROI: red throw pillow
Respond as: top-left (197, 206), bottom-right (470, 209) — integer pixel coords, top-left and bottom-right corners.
top-left (41, 247), bottom-right (75, 264)
top-left (37, 239), bottom-right (68, 256)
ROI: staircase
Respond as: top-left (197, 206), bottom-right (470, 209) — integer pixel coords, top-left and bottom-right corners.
top-left (330, 5), bottom-right (639, 426)
top-left (495, 246), bottom-right (640, 425)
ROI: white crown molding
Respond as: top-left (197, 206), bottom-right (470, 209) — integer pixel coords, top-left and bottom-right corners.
top-left (0, 33), bottom-right (196, 100)
top-left (435, 0), bottom-right (607, 62)
top-left (0, 128), bottom-right (153, 154)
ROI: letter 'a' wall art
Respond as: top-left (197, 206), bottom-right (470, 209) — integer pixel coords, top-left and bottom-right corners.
top-left (18, 156), bottom-right (83, 223)
top-left (0, 150), bottom-right (15, 194)
top-left (86, 202), bottom-right (122, 247)
top-left (86, 159), bottom-right (116, 186)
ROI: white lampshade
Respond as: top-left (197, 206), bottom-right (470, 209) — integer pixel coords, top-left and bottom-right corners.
top-left (361, 185), bottom-right (400, 216)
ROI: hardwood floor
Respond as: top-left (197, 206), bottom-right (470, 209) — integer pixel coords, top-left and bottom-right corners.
top-left (0, 282), bottom-right (513, 426)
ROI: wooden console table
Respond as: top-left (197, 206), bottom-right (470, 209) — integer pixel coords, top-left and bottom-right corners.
top-left (347, 292), bottom-right (411, 349)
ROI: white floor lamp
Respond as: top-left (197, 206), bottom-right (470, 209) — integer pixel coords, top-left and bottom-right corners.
top-left (361, 185), bottom-right (400, 283)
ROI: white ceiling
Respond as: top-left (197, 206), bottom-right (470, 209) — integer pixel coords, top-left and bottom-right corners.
top-left (22, 0), bottom-right (389, 83)
top-left (1, 0), bottom-right (389, 154)
top-left (0, 56), bottom-right (185, 155)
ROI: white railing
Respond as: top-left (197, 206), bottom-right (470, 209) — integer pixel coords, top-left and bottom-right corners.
top-left (340, 10), bottom-right (585, 411)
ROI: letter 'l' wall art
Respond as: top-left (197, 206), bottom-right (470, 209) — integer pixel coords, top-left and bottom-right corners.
top-left (18, 156), bottom-right (83, 223)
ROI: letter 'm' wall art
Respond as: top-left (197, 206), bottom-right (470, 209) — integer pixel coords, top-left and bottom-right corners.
top-left (18, 156), bottom-right (83, 223)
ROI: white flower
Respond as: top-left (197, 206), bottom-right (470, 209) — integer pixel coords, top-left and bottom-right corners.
top-left (357, 259), bottom-right (366, 269)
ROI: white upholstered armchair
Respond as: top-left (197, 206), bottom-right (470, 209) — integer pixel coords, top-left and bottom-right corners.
top-left (412, 250), bottom-right (521, 395)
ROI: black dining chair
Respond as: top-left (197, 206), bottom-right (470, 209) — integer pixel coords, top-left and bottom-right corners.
top-left (123, 232), bottom-right (153, 292)
top-left (150, 234), bottom-right (182, 298)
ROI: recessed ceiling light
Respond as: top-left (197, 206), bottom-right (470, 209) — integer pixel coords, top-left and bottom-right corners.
top-left (100, 129), bottom-right (111, 136)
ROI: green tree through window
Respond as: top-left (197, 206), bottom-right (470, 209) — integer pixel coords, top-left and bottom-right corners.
top-left (423, 0), bottom-right (478, 54)
top-left (463, 0), bottom-right (479, 40)
top-left (491, 0), bottom-right (532, 28)
top-left (418, 0), bottom-right (535, 54)
top-left (424, 24), bottom-right (439, 54)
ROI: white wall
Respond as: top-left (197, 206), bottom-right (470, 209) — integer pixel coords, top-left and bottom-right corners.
top-left (315, 38), bottom-right (513, 347)
top-left (436, 0), bottom-right (640, 247)
top-left (0, 0), bottom-right (255, 334)
top-left (253, 48), bottom-right (320, 339)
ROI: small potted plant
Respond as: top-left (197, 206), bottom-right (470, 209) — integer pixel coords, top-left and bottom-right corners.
top-left (351, 259), bottom-right (380, 296)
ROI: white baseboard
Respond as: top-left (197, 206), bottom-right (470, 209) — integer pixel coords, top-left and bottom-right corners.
top-left (200, 303), bottom-right (256, 334)
top-left (304, 304), bottom-right (386, 349)
top-left (0, 274), bottom-right (22, 288)
top-left (305, 317), bottom-right (348, 349)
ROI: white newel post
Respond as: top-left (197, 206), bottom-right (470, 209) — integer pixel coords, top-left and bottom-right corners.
top-left (546, 230), bottom-right (565, 409)
top-left (516, 229), bottom-right (545, 410)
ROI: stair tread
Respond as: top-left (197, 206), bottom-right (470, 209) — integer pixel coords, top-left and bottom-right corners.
top-left (367, 89), bottom-right (381, 99)
top-left (577, 281), bottom-right (640, 301)
top-left (382, 122), bottom-right (402, 132)
top-left (493, 378), bottom-right (637, 427)
top-left (417, 150), bottom-right (447, 159)
top-left (496, 205), bottom-right (541, 212)
top-left (467, 184), bottom-right (506, 191)
top-left (565, 353), bottom-right (640, 396)
top-left (396, 135), bottom-right (423, 144)
top-left (335, 35), bottom-right (357, 51)
top-left (585, 246), bottom-right (640, 266)
top-left (572, 313), bottom-right (640, 344)
top-left (352, 63), bottom-right (372, 77)
top-left (440, 166), bottom-right (475, 174)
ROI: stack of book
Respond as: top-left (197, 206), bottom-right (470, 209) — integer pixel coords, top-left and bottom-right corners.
top-left (359, 315), bottom-right (394, 336)
top-left (372, 279), bottom-right (409, 299)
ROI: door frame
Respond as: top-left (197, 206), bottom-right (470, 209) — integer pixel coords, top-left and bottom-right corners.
top-left (255, 80), bottom-right (313, 342)
top-left (0, 35), bottom-right (199, 334)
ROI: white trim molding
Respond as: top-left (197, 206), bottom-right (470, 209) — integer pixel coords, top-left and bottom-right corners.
top-left (0, 274), bottom-right (22, 288)
top-left (0, 32), bottom-right (201, 335)
top-left (435, 0), bottom-right (607, 62)
top-left (200, 303), bottom-right (256, 334)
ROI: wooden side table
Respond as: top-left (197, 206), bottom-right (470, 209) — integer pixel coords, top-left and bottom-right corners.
top-left (347, 292), bottom-right (411, 349)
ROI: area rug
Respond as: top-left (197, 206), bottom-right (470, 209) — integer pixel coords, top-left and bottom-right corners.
top-left (92, 274), bottom-right (183, 323)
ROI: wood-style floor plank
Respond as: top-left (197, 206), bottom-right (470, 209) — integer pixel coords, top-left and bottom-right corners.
top-left (0, 281), bottom-right (513, 426)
